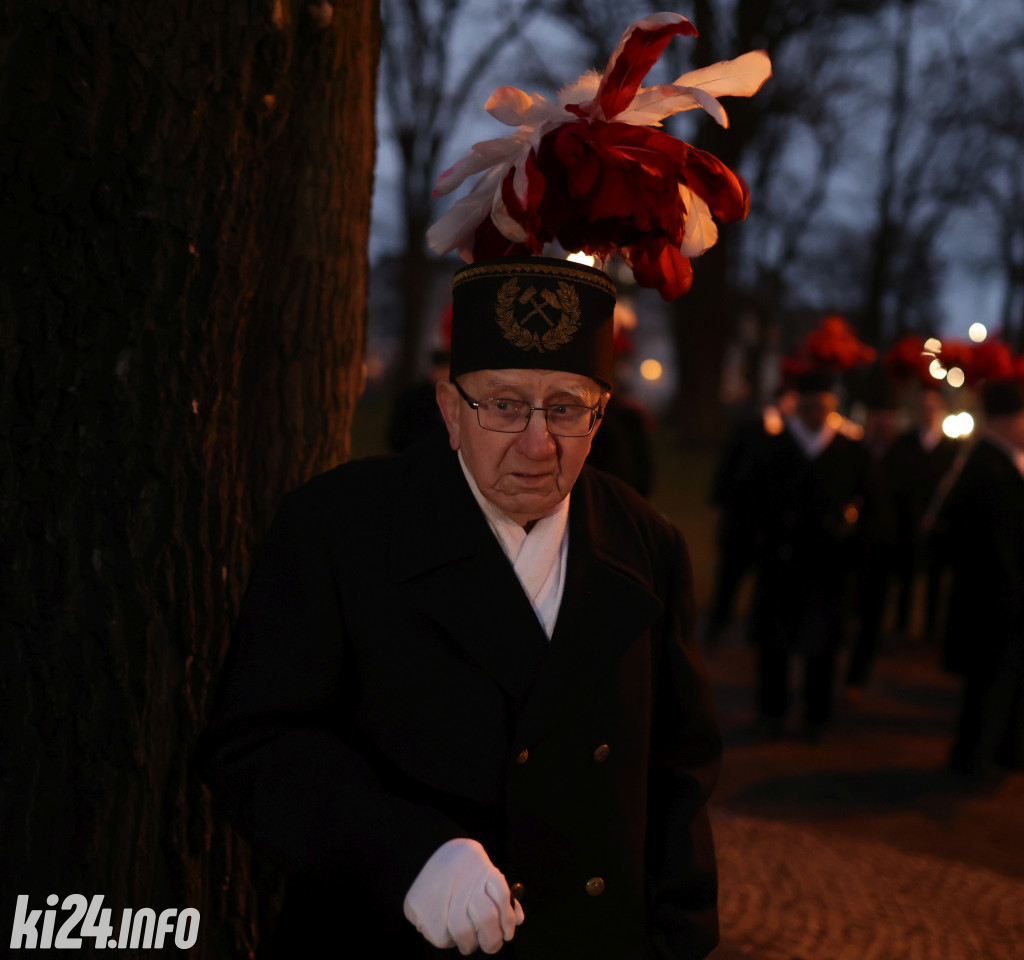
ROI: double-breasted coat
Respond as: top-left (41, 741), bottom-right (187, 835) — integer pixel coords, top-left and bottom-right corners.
top-left (199, 435), bottom-right (721, 959)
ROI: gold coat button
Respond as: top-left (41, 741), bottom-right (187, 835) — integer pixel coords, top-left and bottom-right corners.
top-left (515, 749), bottom-right (529, 765)
top-left (585, 876), bottom-right (605, 896)
top-left (509, 882), bottom-right (525, 902)
top-left (593, 744), bottom-right (611, 763)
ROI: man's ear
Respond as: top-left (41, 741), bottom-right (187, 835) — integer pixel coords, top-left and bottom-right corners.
top-left (436, 380), bottom-right (462, 450)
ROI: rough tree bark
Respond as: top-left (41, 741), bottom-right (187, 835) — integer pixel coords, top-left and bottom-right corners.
top-left (0, 1), bottom-right (378, 956)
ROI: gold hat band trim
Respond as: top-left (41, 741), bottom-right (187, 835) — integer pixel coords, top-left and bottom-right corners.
top-left (453, 260), bottom-right (615, 298)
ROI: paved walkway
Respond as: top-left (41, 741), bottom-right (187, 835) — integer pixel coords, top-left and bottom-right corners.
top-left (701, 636), bottom-right (1024, 960)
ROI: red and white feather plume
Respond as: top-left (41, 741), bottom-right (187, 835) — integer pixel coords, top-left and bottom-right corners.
top-left (427, 12), bottom-right (772, 300)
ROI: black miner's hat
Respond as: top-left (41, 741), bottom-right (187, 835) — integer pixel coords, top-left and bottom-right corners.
top-left (449, 257), bottom-right (616, 390)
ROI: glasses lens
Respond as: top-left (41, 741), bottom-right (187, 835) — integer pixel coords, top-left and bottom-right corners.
top-left (477, 399), bottom-right (529, 432)
top-left (546, 404), bottom-right (594, 437)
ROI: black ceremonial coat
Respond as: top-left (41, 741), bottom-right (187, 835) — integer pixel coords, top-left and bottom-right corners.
top-left (937, 438), bottom-right (1024, 675)
top-left (741, 428), bottom-right (874, 654)
top-left (199, 435), bottom-right (721, 960)
top-left (885, 429), bottom-right (959, 549)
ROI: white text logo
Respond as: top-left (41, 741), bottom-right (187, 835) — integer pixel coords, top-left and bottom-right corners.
top-left (10, 895), bottom-right (200, 950)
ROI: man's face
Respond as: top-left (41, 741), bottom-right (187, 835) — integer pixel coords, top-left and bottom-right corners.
top-left (795, 390), bottom-right (837, 432)
top-left (437, 368), bottom-right (605, 527)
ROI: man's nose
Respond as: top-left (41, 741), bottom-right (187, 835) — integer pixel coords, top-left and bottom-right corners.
top-left (516, 409), bottom-right (557, 455)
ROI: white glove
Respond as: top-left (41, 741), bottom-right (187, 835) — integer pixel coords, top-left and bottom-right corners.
top-left (403, 837), bottom-right (525, 955)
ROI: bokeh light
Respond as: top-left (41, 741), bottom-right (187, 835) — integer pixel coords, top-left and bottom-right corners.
top-left (943, 412), bottom-right (974, 438)
top-left (923, 337), bottom-right (943, 354)
top-left (946, 366), bottom-right (965, 388)
top-left (928, 358), bottom-right (947, 380)
top-left (968, 322), bottom-right (988, 343)
top-left (640, 358), bottom-right (663, 381)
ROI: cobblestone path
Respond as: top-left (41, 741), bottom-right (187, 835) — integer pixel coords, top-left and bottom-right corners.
top-left (701, 638), bottom-right (1024, 960)
top-left (710, 810), bottom-right (1024, 960)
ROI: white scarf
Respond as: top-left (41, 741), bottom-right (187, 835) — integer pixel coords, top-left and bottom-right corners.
top-left (458, 452), bottom-right (569, 639)
top-left (785, 415), bottom-right (837, 460)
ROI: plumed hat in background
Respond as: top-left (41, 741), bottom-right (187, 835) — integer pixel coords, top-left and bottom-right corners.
top-left (885, 335), bottom-right (936, 387)
top-left (780, 315), bottom-right (876, 394)
top-left (971, 338), bottom-right (1024, 417)
top-left (428, 12), bottom-right (771, 386)
top-left (884, 334), bottom-right (972, 393)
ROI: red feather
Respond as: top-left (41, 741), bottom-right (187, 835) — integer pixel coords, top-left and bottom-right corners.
top-left (597, 18), bottom-right (698, 122)
top-left (630, 238), bottom-right (694, 300)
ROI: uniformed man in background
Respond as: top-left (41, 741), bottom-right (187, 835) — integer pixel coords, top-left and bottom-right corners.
top-left (938, 376), bottom-right (1024, 780)
top-left (741, 370), bottom-right (874, 741)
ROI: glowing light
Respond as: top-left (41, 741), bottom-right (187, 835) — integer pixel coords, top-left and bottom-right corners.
top-left (968, 322), bottom-right (987, 343)
top-left (640, 358), bottom-right (663, 381)
top-left (567, 251), bottom-right (595, 267)
top-left (923, 337), bottom-right (943, 354)
top-left (763, 409), bottom-right (784, 435)
top-left (946, 366), bottom-right (965, 389)
top-left (613, 301), bottom-right (637, 330)
top-left (928, 359), bottom-right (947, 380)
top-left (943, 412), bottom-right (975, 439)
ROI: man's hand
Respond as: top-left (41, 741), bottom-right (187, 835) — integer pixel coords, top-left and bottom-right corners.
top-left (403, 837), bottom-right (525, 955)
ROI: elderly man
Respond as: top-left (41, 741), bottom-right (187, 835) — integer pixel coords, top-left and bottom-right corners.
top-left (200, 257), bottom-right (722, 959)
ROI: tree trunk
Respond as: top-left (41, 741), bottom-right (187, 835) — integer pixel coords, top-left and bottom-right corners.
top-left (669, 241), bottom-right (740, 447)
top-left (393, 207), bottom-right (430, 394)
top-left (0, 1), bottom-right (378, 955)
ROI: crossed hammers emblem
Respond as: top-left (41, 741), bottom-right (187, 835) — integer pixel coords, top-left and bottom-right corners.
top-left (518, 286), bottom-right (562, 328)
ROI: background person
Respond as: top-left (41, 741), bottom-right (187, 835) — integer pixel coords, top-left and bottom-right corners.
top-left (886, 384), bottom-right (959, 645)
top-left (743, 371), bottom-right (873, 740)
top-left (843, 370), bottom-right (900, 701)
top-left (937, 374), bottom-right (1024, 780)
top-left (704, 384), bottom-right (797, 647)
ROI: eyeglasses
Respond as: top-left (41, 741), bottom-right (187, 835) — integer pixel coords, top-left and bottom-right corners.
top-left (453, 380), bottom-right (603, 437)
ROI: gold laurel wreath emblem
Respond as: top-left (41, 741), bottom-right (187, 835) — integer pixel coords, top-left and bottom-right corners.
top-left (495, 278), bottom-right (581, 353)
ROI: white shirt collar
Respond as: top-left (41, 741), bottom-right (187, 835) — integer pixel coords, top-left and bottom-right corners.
top-left (785, 415), bottom-right (837, 460)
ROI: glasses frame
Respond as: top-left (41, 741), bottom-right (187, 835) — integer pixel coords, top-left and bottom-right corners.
top-left (452, 380), bottom-right (604, 437)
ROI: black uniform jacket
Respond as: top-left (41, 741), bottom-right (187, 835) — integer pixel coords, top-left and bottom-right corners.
top-left (199, 435), bottom-right (722, 960)
top-left (936, 438), bottom-right (1024, 675)
top-left (884, 429), bottom-right (959, 547)
top-left (740, 428), bottom-right (875, 654)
